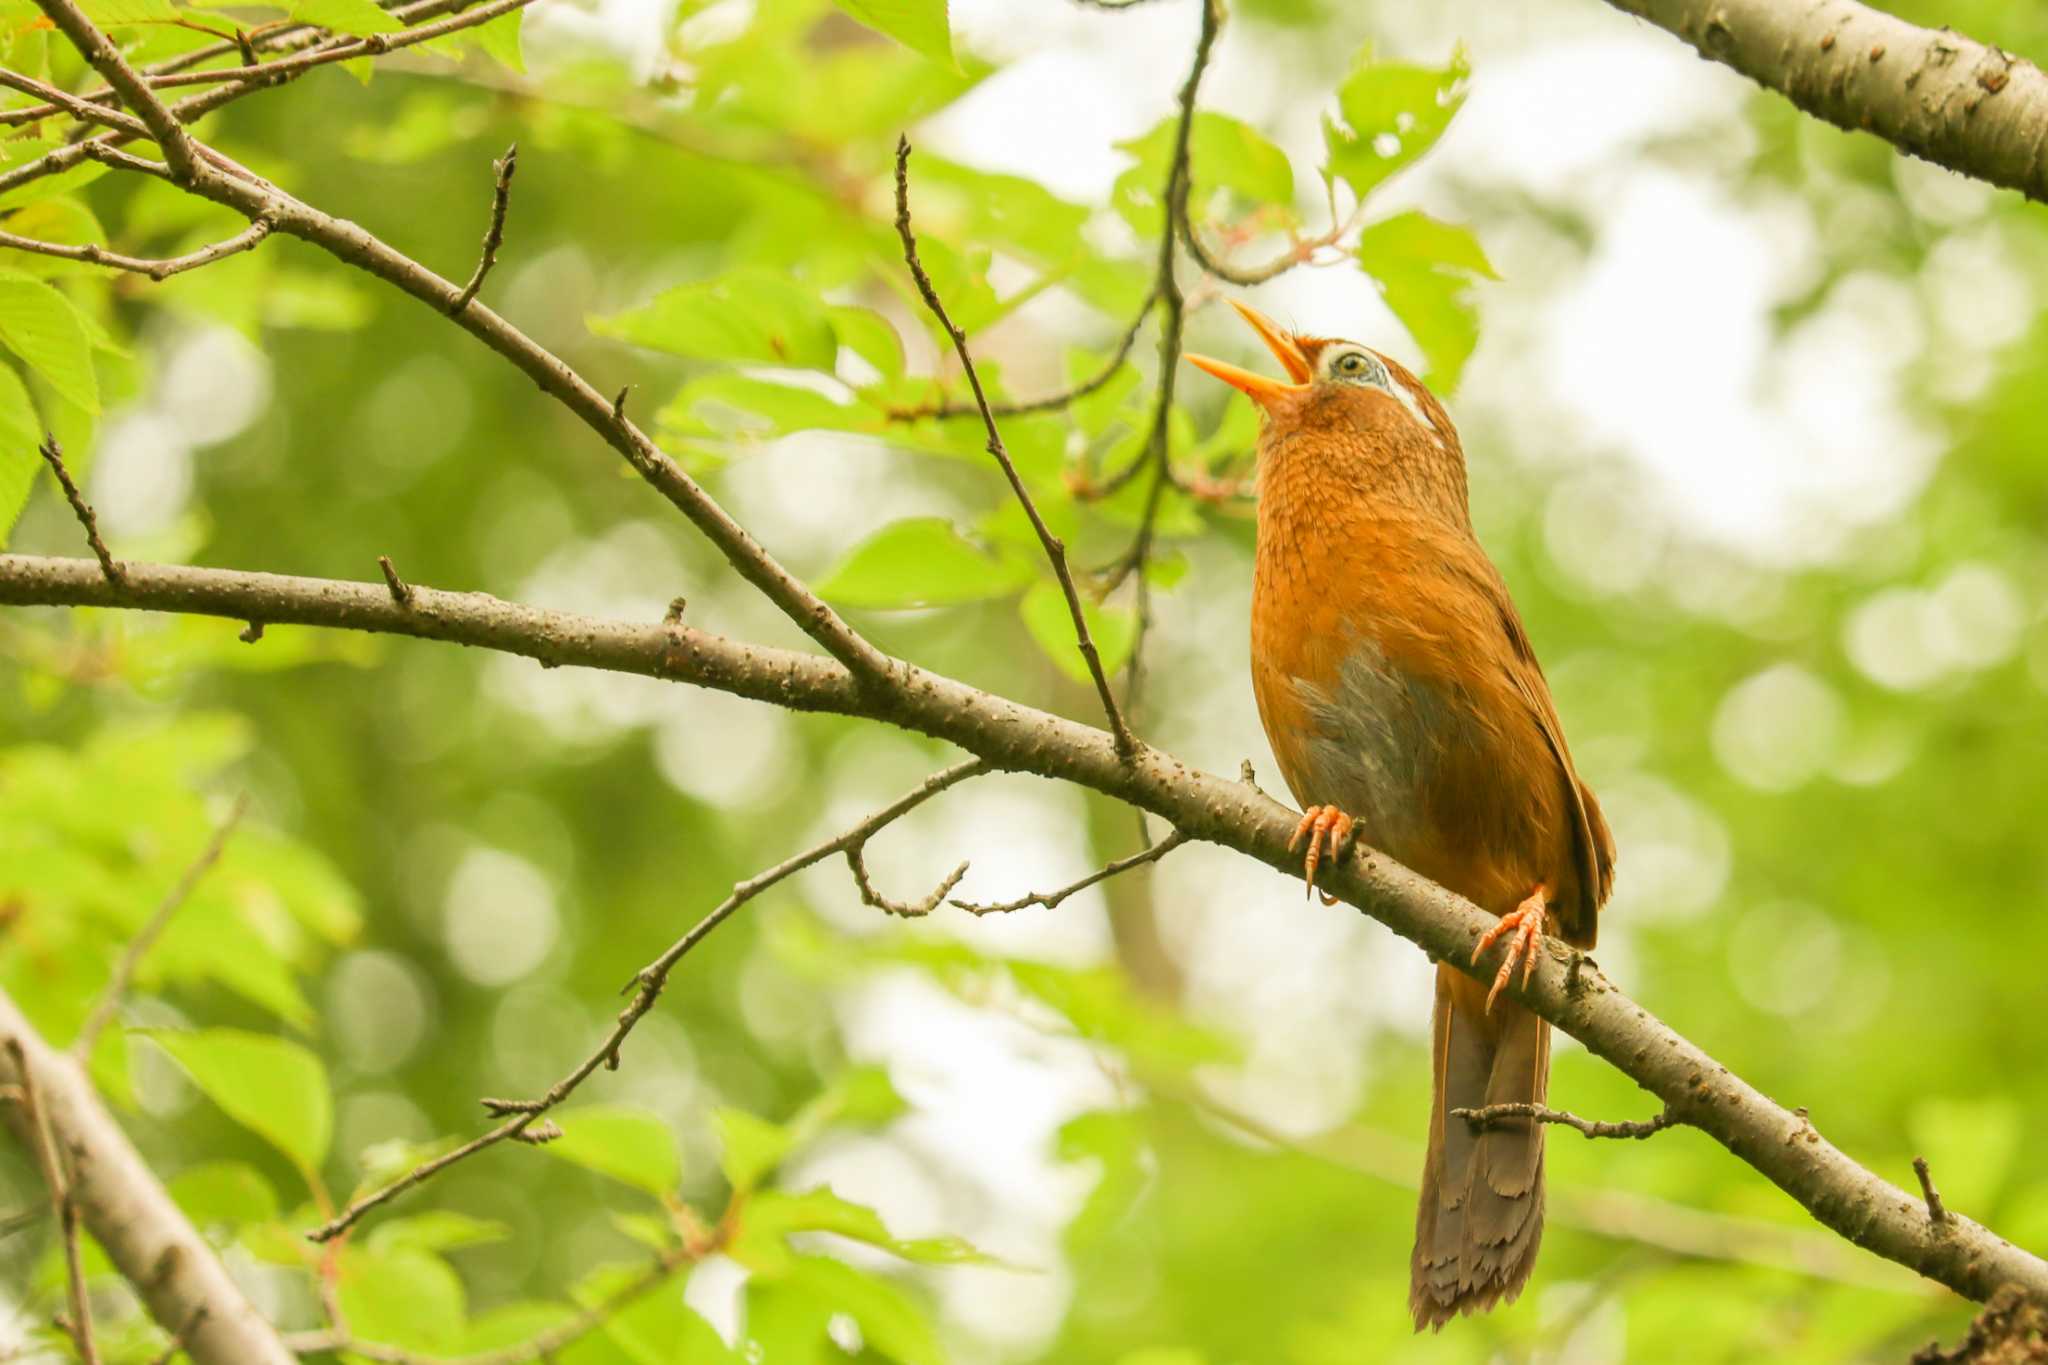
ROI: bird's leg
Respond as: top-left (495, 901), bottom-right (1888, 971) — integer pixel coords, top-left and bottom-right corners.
top-left (1473, 884), bottom-right (1549, 1013)
top-left (1288, 805), bottom-right (1357, 904)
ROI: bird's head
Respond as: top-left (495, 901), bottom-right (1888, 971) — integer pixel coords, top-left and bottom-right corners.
top-left (1187, 296), bottom-right (1458, 472)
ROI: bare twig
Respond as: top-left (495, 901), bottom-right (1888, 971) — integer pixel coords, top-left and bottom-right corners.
top-left (309, 757), bottom-right (989, 1240)
top-left (0, 220), bottom-right (272, 282)
top-left (4, 1038), bottom-right (99, 1365)
top-left (452, 144), bottom-right (518, 314)
top-left (37, 439), bottom-right (123, 587)
top-left (885, 287), bottom-right (1160, 422)
top-left (1452, 1102), bottom-right (1682, 1141)
top-left (895, 135), bottom-right (1138, 759)
top-left (1915, 1155), bottom-right (1949, 1227)
top-left (951, 829), bottom-right (1186, 915)
top-left (73, 796), bottom-right (249, 1061)
top-left (846, 841), bottom-right (969, 917)
top-left (377, 555), bottom-right (414, 607)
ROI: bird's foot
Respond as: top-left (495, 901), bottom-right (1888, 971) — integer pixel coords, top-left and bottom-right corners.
top-left (1473, 884), bottom-right (1550, 1013)
top-left (1288, 805), bottom-right (1357, 903)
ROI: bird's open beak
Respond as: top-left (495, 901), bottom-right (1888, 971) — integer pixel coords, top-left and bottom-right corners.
top-left (1184, 299), bottom-right (1312, 412)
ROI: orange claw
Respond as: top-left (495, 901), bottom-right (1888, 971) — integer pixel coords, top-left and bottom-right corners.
top-left (1288, 805), bottom-right (1357, 902)
top-left (1473, 884), bottom-right (1549, 1013)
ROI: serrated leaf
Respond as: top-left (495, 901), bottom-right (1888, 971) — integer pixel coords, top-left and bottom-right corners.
top-left (0, 272), bottom-right (96, 412)
top-left (716, 1107), bottom-right (791, 1195)
top-left (591, 269), bottom-right (837, 370)
top-left (0, 361), bottom-right (40, 543)
top-left (542, 1105), bottom-right (682, 1197)
top-left (1321, 48), bottom-right (1468, 204)
top-left (141, 1028), bottom-right (331, 1176)
top-left (818, 517), bottom-right (1033, 609)
top-left (1019, 578), bottom-right (1137, 687)
top-left (1354, 211), bottom-right (1494, 392)
top-left (832, 0), bottom-right (949, 66)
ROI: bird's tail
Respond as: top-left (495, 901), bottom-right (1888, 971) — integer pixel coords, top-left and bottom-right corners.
top-left (1410, 962), bottom-right (1549, 1331)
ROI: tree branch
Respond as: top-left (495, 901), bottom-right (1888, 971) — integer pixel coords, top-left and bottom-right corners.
top-left (1602, 0), bottom-right (2048, 203)
top-left (37, 439), bottom-right (122, 587)
top-left (451, 143), bottom-right (516, 314)
top-left (0, 220), bottom-right (272, 281)
top-left (6, 1037), bottom-right (98, 1364)
top-left (29, 0), bottom-right (200, 182)
top-left (894, 136), bottom-right (1139, 759)
top-left (6, 549), bottom-right (2043, 1305)
top-left (308, 755), bottom-right (988, 1240)
top-left (1452, 1101), bottom-right (1680, 1141)
top-left (949, 829), bottom-right (1186, 915)
top-left (0, 990), bottom-right (298, 1365)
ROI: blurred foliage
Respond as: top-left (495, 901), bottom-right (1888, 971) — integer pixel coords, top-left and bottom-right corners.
top-left (3, 0), bottom-right (2048, 1361)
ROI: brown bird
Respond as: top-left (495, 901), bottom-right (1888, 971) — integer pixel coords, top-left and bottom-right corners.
top-left (1187, 301), bottom-right (1614, 1331)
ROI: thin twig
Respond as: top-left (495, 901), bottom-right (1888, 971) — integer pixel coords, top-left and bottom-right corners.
top-left (1914, 1155), bottom-right (1949, 1227)
top-left (452, 143), bottom-right (517, 314)
top-left (895, 135), bottom-right (1139, 760)
top-left (37, 439), bottom-right (122, 587)
top-left (0, 221), bottom-right (272, 282)
top-left (885, 287), bottom-right (1160, 422)
top-left (846, 841), bottom-right (969, 917)
top-left (73, 796), bottom-right (248, 1061)
top-left (1451, 1102), bottom-right (1682, 1141)
top-left (5, 1039), bottom-right (99, 1365)
top-left (309, 758), bottom-right (989, 1241)
top-left (951, 829), bottom-right (1186, 915)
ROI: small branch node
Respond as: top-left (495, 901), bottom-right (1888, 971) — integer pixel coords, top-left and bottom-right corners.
top-left (663, 596), bottom-right (687, 625)
top-left (847, 840), bottom-right (969, 918)
top-left (951, 829), bottom-right (1187, 915)
top-left (238, 620), bottom-right (264, 643)
top-left (1914, 1155), bottom-right (1949, 1227)
top-left (511, 1120), bottom-right (562, 1145)
top-left (613, 385), bottom-right (630, 420)
top-left (377, 554), bottom-right (414, 607)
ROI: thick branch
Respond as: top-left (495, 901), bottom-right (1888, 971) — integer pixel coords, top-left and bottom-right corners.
top-left (1603, 0), bottom-right (2048, 203)
top-left (0, 989), bottom-right (297, 1365)
top-left (5, 549), bottom-right (2044, 1305)
top-left (29, 0), bottom-right (199, 181)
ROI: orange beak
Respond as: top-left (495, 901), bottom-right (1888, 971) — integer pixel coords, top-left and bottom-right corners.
top-left (1184, 299), bottom-right (1312, 412)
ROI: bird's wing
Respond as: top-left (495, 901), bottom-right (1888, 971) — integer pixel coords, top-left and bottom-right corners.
top-left (1450, 551), bottom-right (1615, 943)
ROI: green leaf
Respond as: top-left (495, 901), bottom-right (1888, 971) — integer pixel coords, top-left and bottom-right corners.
top-left (1321, 47), bottom-right (1469, 204)
top-left (1353, 211), bottom-right (1495, 391)
top-left (829, 305), bottom-right (905, 379)
top-left (367, 1210), bottom-right (513, 1255)
top-left (818, 517), bottom-right (1033, 609)
top-left (1019, 578), bottom-right (1137, 687)
top-left (294, 0), bottom-right (405, 35)
top-left (543, 1105), bottom-right (682, 1197)
top-left (590, 269), bottom-right (837, 370)
top-left (574, 1261), bottom-right (740, 1364)
top-left (338, 1244), bottom-right (466, 1352)
top-left (715, 1107), bottom-right (792, 1195)
top-left (787, 1255), bottom-right (943, 1365)
top-left (78, 0), bottom-right (177, 24)
top-left (1115, 112), bottom-right (1295, 239)
top-left (832, 0), bottom-right (950, 66)
top-left (733, 1187), bottom-right (1000, 1276)
top-left (140, 1028), bottom-right (331, 1176)
top-left (793, 1064), bottom-right (907, 1136)
top-left (0, 361), bottom-right (40, 543)
top-left (168, 1161), bottom-right (279, 1229)
top-left (0, 272), bottom-right (96, 413)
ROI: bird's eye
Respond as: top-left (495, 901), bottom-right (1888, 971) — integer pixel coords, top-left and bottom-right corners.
top-left (1328, 350), bottom-right (1383, 384)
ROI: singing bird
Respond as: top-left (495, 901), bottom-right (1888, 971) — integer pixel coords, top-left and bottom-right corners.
top-left (1187, 302), bottom-right (1614, 1331)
